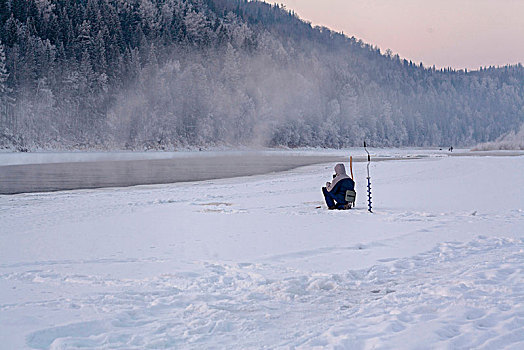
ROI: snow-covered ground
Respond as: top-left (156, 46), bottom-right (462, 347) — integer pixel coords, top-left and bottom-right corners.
top-left (1, 151), bottom-right (523, 349)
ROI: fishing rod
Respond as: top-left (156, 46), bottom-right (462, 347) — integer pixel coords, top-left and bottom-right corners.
top-left (349, 156), bottom-right (354, 180)
top-left (364, 141), bottom-right (373, 213)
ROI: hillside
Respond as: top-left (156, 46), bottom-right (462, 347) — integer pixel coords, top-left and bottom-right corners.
top-left (0, 0), bottom-right (523, 150)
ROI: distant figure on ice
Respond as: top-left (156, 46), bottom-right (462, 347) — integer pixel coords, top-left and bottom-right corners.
top-left (449, 146), bottom-right (454, 152)
top-left (322, 163), bottom-right (355, 210)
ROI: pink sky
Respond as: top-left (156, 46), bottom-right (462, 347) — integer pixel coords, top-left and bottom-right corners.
top-left (275, 0), bottom-right (524, 70)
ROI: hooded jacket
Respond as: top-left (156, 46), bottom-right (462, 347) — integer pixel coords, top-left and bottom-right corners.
top-left (325, 163), bottom-right (355, 205)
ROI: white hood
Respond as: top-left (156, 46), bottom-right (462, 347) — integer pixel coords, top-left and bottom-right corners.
top-left (326, 163), bottom-right (350, 192)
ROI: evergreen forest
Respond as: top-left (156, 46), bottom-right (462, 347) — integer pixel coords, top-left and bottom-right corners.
top-left (0, 0), bottom-right (523, 150)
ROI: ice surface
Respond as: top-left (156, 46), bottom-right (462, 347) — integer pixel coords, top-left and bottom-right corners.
top-left (1, 151), bottom-right (523, 349)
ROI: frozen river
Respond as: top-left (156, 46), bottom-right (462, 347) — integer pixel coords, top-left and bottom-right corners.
top-left (1, 151), bottom-right (523, 349)
top-left (2, 149), bottom-right (519, 194)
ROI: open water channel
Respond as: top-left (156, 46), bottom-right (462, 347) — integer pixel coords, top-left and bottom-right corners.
top-left (0, 153), bottom-right (348, 194)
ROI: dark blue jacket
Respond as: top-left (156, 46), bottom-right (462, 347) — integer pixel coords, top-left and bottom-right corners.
top-left (329, 178), bottom-right (355, 204)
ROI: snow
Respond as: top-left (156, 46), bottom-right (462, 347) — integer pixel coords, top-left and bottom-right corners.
top-left (1, 150), bottom-right (523, 349)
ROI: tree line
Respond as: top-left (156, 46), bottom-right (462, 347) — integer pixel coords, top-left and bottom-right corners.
top-left (0, 0), bottom-right (523, 150)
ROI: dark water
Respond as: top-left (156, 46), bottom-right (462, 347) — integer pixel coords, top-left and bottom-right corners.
top-left (0, 154), bottom-right (347, 195)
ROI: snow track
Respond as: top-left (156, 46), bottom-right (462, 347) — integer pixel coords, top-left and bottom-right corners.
top-left (1, 153), bottom-right (523, 349)
top-left (8, 237), bottom-right (524, 349)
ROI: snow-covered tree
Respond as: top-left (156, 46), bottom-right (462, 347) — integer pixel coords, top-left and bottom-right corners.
top-left (0, 0), bottom-right (522, 150)
top-left (0, 41), bottom-right (8, 95)
top-left (0, 40), bottom-right (11, 128)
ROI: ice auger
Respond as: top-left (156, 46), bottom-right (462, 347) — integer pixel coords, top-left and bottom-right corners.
top-left (364, 141), bottom-right (373, 213)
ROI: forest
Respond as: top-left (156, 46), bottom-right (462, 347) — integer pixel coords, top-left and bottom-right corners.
top-left (0, 0), bottom-right (523, 150)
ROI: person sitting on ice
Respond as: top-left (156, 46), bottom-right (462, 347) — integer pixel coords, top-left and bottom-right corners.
top-left (322, 163), bottom-right (355, 210)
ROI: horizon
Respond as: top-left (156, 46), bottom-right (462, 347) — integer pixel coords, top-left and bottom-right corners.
top-left (272, 0), bottom-right (524, 71)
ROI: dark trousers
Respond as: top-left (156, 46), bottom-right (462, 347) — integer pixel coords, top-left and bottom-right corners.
top-left (322, 187), bottom-right (344, 209)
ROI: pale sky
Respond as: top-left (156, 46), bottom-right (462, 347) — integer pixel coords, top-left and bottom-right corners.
top-left (274, 0), bottom-right (524, 70)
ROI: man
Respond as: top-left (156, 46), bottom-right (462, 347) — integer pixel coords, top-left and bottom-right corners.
top-left (322, 163), bottom-right (355, 210)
